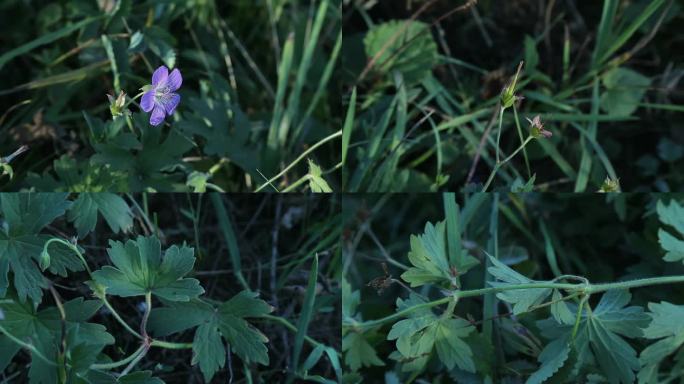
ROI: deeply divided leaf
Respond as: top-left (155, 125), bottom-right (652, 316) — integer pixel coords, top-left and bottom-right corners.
top-left (148, 291), bottom-right (273, 381)
top-left (92, 235), bottom-right (204, 301)
top-left (657, 199), bottom-right (684, 264)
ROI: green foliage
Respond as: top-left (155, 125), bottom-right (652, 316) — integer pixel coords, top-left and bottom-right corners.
top-left (536, 290), bottom-right (649, 384)
top-left (488, 254), bottom-right (572, 323)
top-left (401, 221), bottom-right (478, 287)
top-left (92, 235), bottom-right (204, 301)
top-left (0, 295), bottom-right (114, 383)
top-left (657, 199), bottom-right (684, 264)
top-left (0, 1), bottom-right (340, 192)
top-left (343, 1), bottom-right (683, 191)
top-left (342, 332), bottom-right (384, 371)
top-left (307, 160), bottom-right (333, 193)
top-left (387, 294), bottom-right (475, 373)
top-left (0, 194), bottom-right (339, 382)
top-left (343, 194), bottom-right (684, 382)
top-left (342, 278), bottom-right (384, 371)
top-left (363, 20), bottom-right (438, 85)
top-left (0, 193), bottom-right (81, 303)
top-left (148, 291), bottom-right (273, 382)
top-left (67, 193), bottom-right (133, 238)
top-left (600, 68), bottom-right (651, 116)
top-left (638, 302), bottom-right (684, 383)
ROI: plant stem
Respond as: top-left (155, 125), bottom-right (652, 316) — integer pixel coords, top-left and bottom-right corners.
top-left (149, 340), bottom-right (193, 349)
top-left (120, 343), bottom-right (150, 376)
top-left (571, 295), bottom-right (589, 341)
top-left (141, 292), bottom-right (152, 338)
top-left (482, 136), bottom-right (534, 192)
top-left (0, 324), bottom-right (56, 366)
top-left (255, 130), bottom-right (342, 192)
top-left (102, 298), bottom-right (143, 340)
top-left (495, 107), bottom-right (504, 163)
top-left (588, 275), bottom-right (684, 293)
top-left (346, 274), bottom-right (684, 330)
top-left (43, 238), bottom-right (92, 276)
top-left (90, 345), bottom-right (147, 370)
top-left (45, 238), bottom-right (147, 341)
top-left (512, 104), bottom-right (531, 178)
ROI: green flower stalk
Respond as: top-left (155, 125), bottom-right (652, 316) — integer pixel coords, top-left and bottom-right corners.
top-left (483, 115), bottom-right (551, 192)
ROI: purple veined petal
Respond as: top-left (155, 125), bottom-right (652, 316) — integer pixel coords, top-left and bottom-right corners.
top-left (162, 93), bottom-right (181, 115)
top-left (149, 105), bottom-right (166, 126)
top-left (167, 68), bottom-right (182, 91)
top-left (151, 66), bottom-right (168, 87)
top-left (140, 90), bottom-right (155, 112)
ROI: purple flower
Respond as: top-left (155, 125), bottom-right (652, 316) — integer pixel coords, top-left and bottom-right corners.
top-left (140, 66), bottom-right (182, 126)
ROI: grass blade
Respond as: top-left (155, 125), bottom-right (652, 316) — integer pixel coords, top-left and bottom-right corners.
top-left (0, 17), bottom-right (100, 70)
top-left (289, 253), bottom-right (319, 382)
top-left (341, 88), bottom-right (357, 167)
top-left (101, 35), bottom-right (121, 94)
top-left (443, 192), bottom-right (462, 268)
top-left (281, 0), bottom-right (330, 146)
top-left (483, 193), bottom-right (499, 341)
top-left (574, 78), bottom-right (600, 192)
top-left (599, 0), bottom-right (666, 65)
top-left (540, 220), bottom-right (562, 277)
top-left (267, 33), bottom-right (295, 150)
top-left (209, 194), bottom-right (249, 291)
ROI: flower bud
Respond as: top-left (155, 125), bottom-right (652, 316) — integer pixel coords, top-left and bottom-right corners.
top-left (598, 177), bottom-right (620, 193)
top-left (39, 247), bottom-right (51, 271)
top-left (107, 90), bottom-right (128, 118)
top-left (526, 115), bottom-right (552, 139)
top-left (500, 61), bottom-right (524, 109)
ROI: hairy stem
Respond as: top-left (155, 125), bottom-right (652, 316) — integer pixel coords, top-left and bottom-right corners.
top-left (346, 274), bottom-right (684, 330)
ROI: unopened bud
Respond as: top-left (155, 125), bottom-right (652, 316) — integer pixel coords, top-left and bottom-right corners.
top-left (598, 177), bottom-right (620, 193)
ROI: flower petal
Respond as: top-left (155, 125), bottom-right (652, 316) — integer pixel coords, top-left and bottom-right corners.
top-left (140, 91), bottom-right (155, 112)
top-left (151, 66), bottom-right (168, 87)
top-left (167, 68), bottom-right (182, 91)
top-left (162, 93), bottom-right (181, 115)
top-left (149, 105), bottom-right (166, 126)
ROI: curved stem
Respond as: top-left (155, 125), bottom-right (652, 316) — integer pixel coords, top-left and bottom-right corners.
top-left (255, 130), bottom-right (342, 192)
top-left (90, 345), bottom-right (147, 370)
top-left (0, 324), bottom-right (56, 366)
top-left (124, 92), bottom-right (145, 109)
top-left (102, 298), bottom-right (143, 340)
top-left (43, 238), bottom-right (92, 276)
top-left (44, 237), bottom-right (146, 341)
top-left (120, 343), bottom-right (150, 376)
